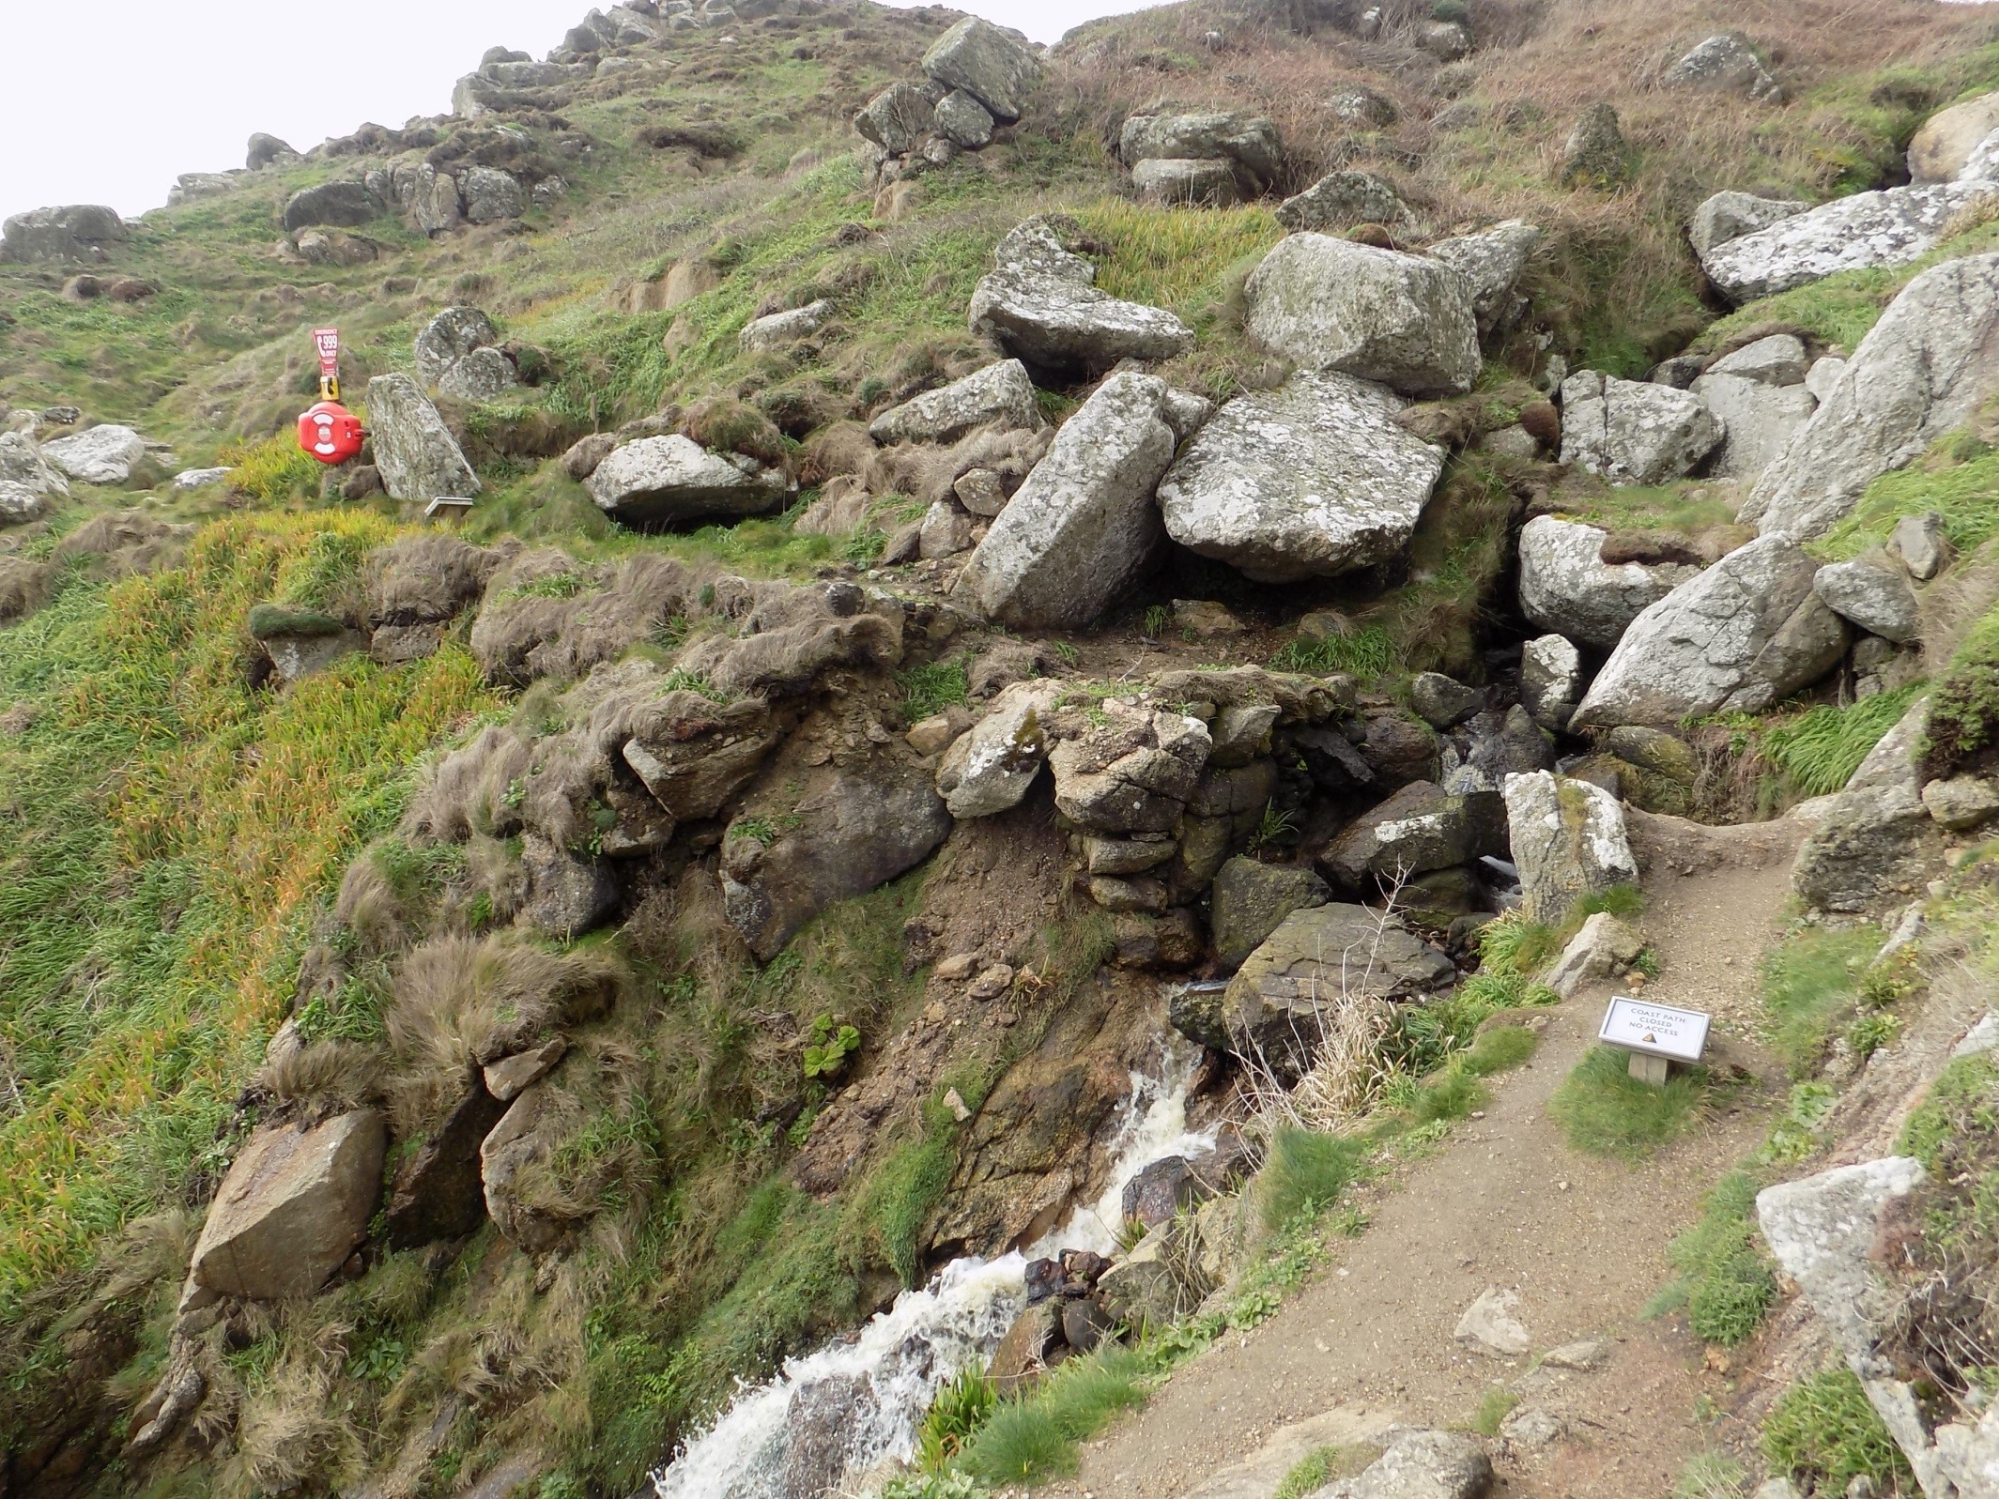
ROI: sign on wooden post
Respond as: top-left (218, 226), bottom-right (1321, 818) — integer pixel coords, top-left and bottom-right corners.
top-left (1598, 996), bottom-right (1710, 1086)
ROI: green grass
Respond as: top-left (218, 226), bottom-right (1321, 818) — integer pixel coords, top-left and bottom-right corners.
top-left (1468, 1386), bottom-right (1521, 1438)
top-left (1923, 600), bottom-right (1999, 780)
top-left (1762, 1368), bottom-right (1913, 1495)
top-left (918, 1368), bottom-right (999, 1472)
top-left (1259, 1128), bottom-right (1371, 1230)
top-left (1898, 1052), bottom-right (1999, 1261)
top-left (1763, 685), bottom-right (1926, 796)
top-left (1818, 441), bottom-right (1999, 563)
top-left (1271, 1446), bottom-right (1344, 1499)
top-left (1271, 626), bottom-right (1398, 680)
top-left (1547, 1046), bottom-right (1710, 1161)
top-left (900, 659), bottom-right (970, 722)
top-left (955, 1347), bottom-right (1151, 1485)
top-left (1759, 926), bottom-right (1879, 1076)
top-left (1476, 912), bottom-right (1563, 980)
top-left (1651, 1171), bottom-right (1777, 1346)
top-left (1672, 1452), bottom-right (1748, 1499)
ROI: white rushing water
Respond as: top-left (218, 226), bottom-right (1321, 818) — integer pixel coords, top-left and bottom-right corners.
top-left (651, 1035), bottom-right (1215, 1499)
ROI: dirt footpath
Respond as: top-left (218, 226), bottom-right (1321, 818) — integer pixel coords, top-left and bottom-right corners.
top-left (1050, 828), bottom-right (1805, 1499)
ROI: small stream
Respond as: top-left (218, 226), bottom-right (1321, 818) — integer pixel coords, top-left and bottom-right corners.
top-left (650, 1036), bottom-right (1215, 1499)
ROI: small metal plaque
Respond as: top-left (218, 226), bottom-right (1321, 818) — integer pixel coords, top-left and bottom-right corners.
top-left (1598, 996), bottom-right (1710, 1064)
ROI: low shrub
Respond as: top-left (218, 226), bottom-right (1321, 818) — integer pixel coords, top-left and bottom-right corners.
top-left (1762, 1368), bottom-right (1912, 1495)
top-left (1764, 685), bottom-right (1925, 797)
top-left (1258, 1128), bottom-right (1369, 1231)
top-left (954, 1347), bottom-right (1150, 1485)
top-left (1923, 602), bottom-right (1999, 780)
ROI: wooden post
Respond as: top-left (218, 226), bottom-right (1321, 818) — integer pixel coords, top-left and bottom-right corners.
top-left (1627, 1052), bottom-right (1670, 1086)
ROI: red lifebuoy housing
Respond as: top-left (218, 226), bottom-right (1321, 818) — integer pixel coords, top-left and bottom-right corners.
top-left (298, 399), bottom-right (365, 465)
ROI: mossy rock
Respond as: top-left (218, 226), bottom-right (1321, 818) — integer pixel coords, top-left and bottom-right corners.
top-left (246, 602), bottom-right (347, 641)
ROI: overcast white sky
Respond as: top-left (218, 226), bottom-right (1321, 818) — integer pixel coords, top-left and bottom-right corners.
top-left (0, 0), bottom-right (1153, 225)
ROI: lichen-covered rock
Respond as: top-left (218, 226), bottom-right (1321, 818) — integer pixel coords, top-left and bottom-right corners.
top-left (1318, 1428), bottom-right (1493, 1499)
top-left (934, 89), bottom-right (995, 149)
top-left (1687, 190), bottom-right (1808, 257)
top-left (954, 370), bottom-right (1176, 628)
top-left (1813, 559), bottom-right (1920, 643)
top-left (1699, 180), bottom-right (1995, 305)
top-left (1520, 634), bottom-right (1582, 731)
top-left (1425, 219), bottom-right (1540, 334)
top-left (869, 359), bottom-right (1040, 445)
top-left (187, 1111), bottom-right (386, 1300)
top-left (1245, 234), bottom-right (1482, 398)
top-left (1560, 103), bottom-right (1630, 187)
top-left (437, 346), bottom-right (521, 403)
top-left (1572, 535), bottom-right (1841, 727)
top-left (1047, 701), bottom-right (1211, 835)
top-left (0, 204), bottom-right (128, 263)
top-left (460, 166), bottom-right (526, 224)
top-left (365, 374), bottom-right (481, 503)
top-left (1748, 254), bottom-right (1999, 539)
top-left (1792, 696), bottom-right (1941, 912)
top-left (935, 680), bottom-right (1061, 817)
top-left (1545, 912), bottom-right (1645, 999)
top-left (1119, 111), bottom-right (1283, 194)
top-left (1502, 771), bottom-right (1638, 925)
top-left (969, 218), bottom-right (1194, 371)
top-left (1708, 333), bottom-right (1811, 386)
top-left (281, 180), bottom-right (380, 233)
top-left (854, 80), bottom-right (937, 154)
top-left (1210, 857), bottom-right (1331, 972)
top-left (1689, 370), bottom-right (1815, 481)
top-left (1559, 371), bottom-right (1724, 485)
top-left (1275, 170), bottom-right (1413, 232)
top-left (1132, 158), bottom-right (1245, 206)
top-left (1909, 90), bottom-right (1999, 183)
top-left (1156, 371), bottom-right (1445, 583)
top-left (1318, 780), bottom-right (1507, 891)
top-left (585, 435), bottom-right (789, 528)
top-left (921, 16), bottom-right (1040, 122)
top-left (739, 299), bottom-right (832, 352)
top-left (1516, 515), bottom-right (1694, 651)
top-left (0, 431), bottom-right (69, 522)
top-left (41, 425), bottom-right (147, 486)
top-left (1662, 32), bottom-right (1781, 102)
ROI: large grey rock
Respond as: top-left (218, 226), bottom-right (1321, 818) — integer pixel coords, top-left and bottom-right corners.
top-left (1560, 103), bottom-right (1630, 187)
top-left (41, 425), bottom-right (147, 486)
top-left (1425, 220), bottom-right (1540, 335)
top-left (1502, 771), bottom-right (1638, 925)
top-left (1813, 559), bottom-right (1919, 643)
top-left (969, 218), bottom-right (1194, 371)
top-left (935, 90), bottom-right (995, 149)
top-left (1691, 371), bottom-right (1816, 480)
top-left (0, 205), bottom-right (128, 263)
top-left (1132, 158), bottom-right (1246, 207)
top-left (1909, 91), bottom-right (1999, 184)
top-left (1409, 673), bottom-right (1481, 730)
top-left (1120, 112), bottom-right (1283, 193)
top-left (740, 299), bottom-right (832, 352)
top-left (1559, 371), bottom-right (1724, 485)
top-left (1662, 33), bottom-right (1781, 102)
top-left (1454, 1286), bottom-right (1530, 1357)
top-left (1520, 634), bottom-right (1582, 731)
top-left (415, 305), bottom-right (500, 388)
top-left (1890, 511), bottom-right (1946, 581)
top-left (1748, 254), bottom-right (1999, 540)
top-left (437, 346), bottom-right (521, 403)
top-left (520, 834), bottom-right (620, 937)
top-left (584, 435), bottom-right (788, 528)
top-left (1047, 702), bottom-right (1211, 835)
top-left (1178, 903), bottom-right (1453, 1060)
top-left (1318, 779), bottom-right (1506, 890)
top-left (721, 754), bottom-right (953, 960)
top-left (935, 680), bottom-right (1061, 817)
top-left (1516, 515), bottom-right (1694, 651)
top-left (855, 81), bottom-right (937, 154)
top-left (167, 173), bottom-right (239, 208)
top-left (870, 359), bottom-right (1039, 445)
top-left (1792, 696), bottom-right (1940, 912)
top-left (1318, 1429), bottom-right (1493, 1499)
top-left (366, 374), bottom-right (481, 504)
top-left (921, 16), bottom-right (1040, 122)
top-left (1687, 190), bottom-right (1808, 257)
top-left (460, 167), bottom-right (526, 224)
top-left (1572, 535), bottom-right (1841, 728)
top-left (1544, 912), bottom-right (1645, 999)
top-left (1211, 858), bottom-right (1331, 972)
top-left (1708, 333), bottom-right (1810, 386)
top-left (1699, 180), bottom-right (1996, 305)
top-left (953, 371), bottom-right (1176, 628)
top-left (1922, 775), bottom-right (1999, 831)
top-left (1245, 234), bottom-right (1482, 398)
top-left (187, 1111), bottom-right (386, 1301)
top-left (0, 431), bottom-right (71, 520)
top-left (246, 133), bottom-right (299, 170)
top-left (282, 181), bottom-right (380, 233)
top-left (1276, 171), bottom-right (1413, 233)
top-left (1156, 371), bottom-right (1444, 584)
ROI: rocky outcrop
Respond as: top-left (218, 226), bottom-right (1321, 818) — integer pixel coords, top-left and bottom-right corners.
top-left (1425, 220), bottom-right (1540, 335)
top-left (1747, 254), bottom-right (1999, 540)
top-left (1544, 912), bottom-right (1645, 999)
top-left (1319, 1429), bottom-right (1493, 1499)
top-left (1244, 234), bottom-right (1482, 398)
top-left (0, 205), bottom-right (128, 263)
top-left (0, 431), bottom-right (70, 523)
top-left (1691, 334), bottom-right (1817, 481)
top-left (935, 680), bottom-right (1062, 817)
top-left (921, 17), bottom-right (1040, 122)
top-left (869, 359), bottom-right (1040, 445)
top-left (1120, 111), bottom-right (1283, 202)
top-left (366, 374), bottom-right (481, 504)
top-left (1571, 535), bottom-right (1842, 728)
top-left (1210, 858), bottom-right (1330, 971)
top-left (41, 425), bottom-right (147, 487)
top-left (1276, 171), bottom-right (1412, 233)
top-left (1156, 371), bottom-right (1444, 583)
top-left (438, 347), bottom-right (521, 403)
top-left (1558, 371), bottom-right (1723, 485)
top-left (721, 753), bottom-right (952, 960)
top-left (1662, 32), bottom-right (1781, 102)
top-left (415, 306), bottom-right (501, 387)
top-left (585, 435), bottom-right (789, 528)
top-left (740, 300), bottom-right (832, 352)
top-left (1813, 559), bottom-right (1919, 643)
top-left (969, 218), bottom-right (1194, 372)
top-left (1515, 515), bottom-right (1695, 651)
top-left (1560, 103), bottom-right (1630, 187)
top-left (855, 81), bottom-right (936, 154)
top-left (1047, 701), bottom-right (1211, 835)
top-left (1687, 190), bottom-right (1807, 257)
top-left (1792, 695), bottom-right (1942, 913)
top-left (1520, 634), bottom-right (1582, 731)
top-left (954, 371), bottom-right (1177, 628)
top-left (1699, 176), bottom-right (1999, 305)
top-left (186, 1111), bottom-right (386, 1301)
top-left (383, 1084), bottom-right (508, 1248)
top-left (1502, 771), bottom-right (1638, 924)
top-left (1317, 780), bottom-right (1506, 891)
top-left (282, 181), bottom-right (382, 233)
